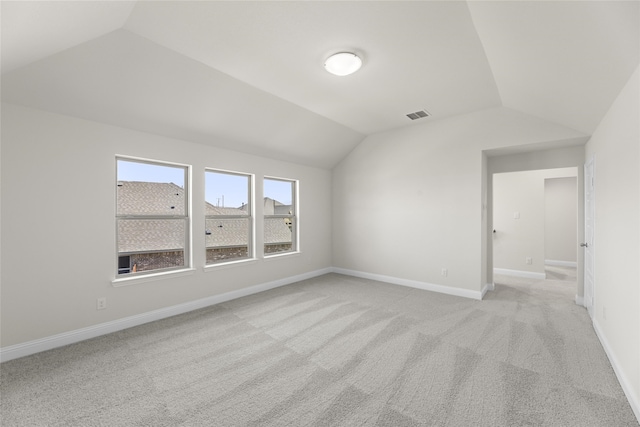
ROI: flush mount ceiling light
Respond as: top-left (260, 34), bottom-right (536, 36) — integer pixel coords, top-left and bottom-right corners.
top-left (324, 52), bottom-right (362, 76)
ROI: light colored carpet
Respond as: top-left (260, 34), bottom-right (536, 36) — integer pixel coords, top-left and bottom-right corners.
top-left (1, 269), bottom-right (638, 426)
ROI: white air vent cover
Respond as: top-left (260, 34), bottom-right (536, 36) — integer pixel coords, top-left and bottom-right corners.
top-left (406, 109), bottom-right (431, 120)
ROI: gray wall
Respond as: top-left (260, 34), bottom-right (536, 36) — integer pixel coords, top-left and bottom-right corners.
top-left (585, 66), bottom-right (639, 410)
top-left (493, 168), bottom-right (577, 276)
top-left (545, 177), bottom-right (578, 264)
top-left (332, 106), bottom-right (587, 296)
top-left (1, 103), bottom-right (333, 347)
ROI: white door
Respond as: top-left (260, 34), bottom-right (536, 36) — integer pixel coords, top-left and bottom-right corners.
top-left (583, 157), bottom-right (595, 318)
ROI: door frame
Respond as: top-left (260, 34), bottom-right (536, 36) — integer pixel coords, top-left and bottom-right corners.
top-left (583, 155), bottom-right (595, 318)
top-left (483, 145), bottom-right (586, 301)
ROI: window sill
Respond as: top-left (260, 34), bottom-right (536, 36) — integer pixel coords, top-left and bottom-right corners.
top-left (203, 258), bottom-right (258, 272)
top-left (264, 251), bottom-right (301, 260)
top-left (112, 268), bottom-right (196, 287)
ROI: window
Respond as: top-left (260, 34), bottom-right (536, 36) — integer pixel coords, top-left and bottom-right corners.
top-left (116, 157), bottom-right (190, 276)
top-left (205, 169), bottom-right (253, 264)
top-left (264, 177), bottom-right (297, 255)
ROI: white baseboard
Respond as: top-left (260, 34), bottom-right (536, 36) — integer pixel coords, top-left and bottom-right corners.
top-left (493, 268), bottom-right (546, 280)
top-left (574, 295), bottom-right (585, 307)
top-left (4, 266), bottom-right (635, 424)
top-left (481, 282), bottom-right (495, 299)
top-left (545, 259), bottom-right (578, 268)
top-left (592, 319), bottom-right (640, 424)
top-left (331, 267), bottom-right (483, 300)
top-left (0, 268), bottom-right (332, 363)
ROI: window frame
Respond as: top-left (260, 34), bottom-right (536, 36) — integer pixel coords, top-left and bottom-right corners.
top-left (114, 156), bottom-right (192, 280)
top-left (204, 168), bottom-right (255, 266)
top-left (263, 176), bottom-right (299, 257)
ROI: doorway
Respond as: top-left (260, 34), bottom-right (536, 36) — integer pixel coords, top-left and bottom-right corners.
top-left (483, 145), bottom-right (586, 304)
top-left (492, 168), bottom-right (578, 295)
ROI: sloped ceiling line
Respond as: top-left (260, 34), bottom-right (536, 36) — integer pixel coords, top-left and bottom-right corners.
top-left (1, 1), bottom-right (137, 74)
top-left (465, 0), bottom-right (503, 109)
top-left (2, 1), bottom-right (639, 168)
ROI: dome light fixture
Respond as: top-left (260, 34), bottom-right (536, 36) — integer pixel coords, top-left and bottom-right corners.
top-left (324, 52), bottom-right (362, 76)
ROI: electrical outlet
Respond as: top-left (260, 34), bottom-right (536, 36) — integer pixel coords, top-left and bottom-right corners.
top-left (441, 268), bottom-right (448, 277)
top-left (96, 297), bottom-right (107, 310)
top-left (525, 257), bottom-right (532, 265)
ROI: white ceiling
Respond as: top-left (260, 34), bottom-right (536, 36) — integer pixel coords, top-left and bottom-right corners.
top-left (2, 1), bottom-right (638, 168)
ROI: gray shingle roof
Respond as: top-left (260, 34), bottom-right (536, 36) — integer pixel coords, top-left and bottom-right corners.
top-left (117, 181), bottom-right (292, 253)
top-left (117, 181), bottom-right (185, 215)
top-left (117, 182), bottom-right (186, 253)
top-left (205, 204), bottom-right (246, 216)
top-left (205, 200), bottom-right (250, 247)
top-left (118, 218), bottom-right (185, 253)
top-left (205, 218), bottom-right (248, 247)
top-left (262, 198), bottom-right (293, 245)
top-left (264, 218), bottom-right (293, 244)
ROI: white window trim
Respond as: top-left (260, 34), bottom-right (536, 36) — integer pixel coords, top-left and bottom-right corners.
top-left (115, 155), bottom-right (193, 282)
top-left (263, 176), bottom-right (299, 257)
top-left (112, 268), bottom-right (196, 287)
top-left (263, 250), bottom-right (301, 260)
top-left (205, 168), bottom-right (256, 265)
top-left (203, 258), bottom-right (258, 272)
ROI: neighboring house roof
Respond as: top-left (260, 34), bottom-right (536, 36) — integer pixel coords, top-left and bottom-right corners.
top-left (205, 218), bottom-right (248, 247)
top-left (264, 217), bottom-right (293, 244)
top-left (117, 181), bottom-right (185, 253)
top-left (205, 204), bottom-right (245, 216)
top-left (118, 218), bottom-right (185, 254)
top-left (205, 199), bottom-right (292, 246)
top-left (264, 197), bottom-right (293, 215)
top-left (205, 200), bottom-right (250, 247)
top-left (262, 197), bottom-right (294, 244)
top-left (117, 181), bottom-right (185, 216)
top-left (117, 181), bottom-right (292, 254)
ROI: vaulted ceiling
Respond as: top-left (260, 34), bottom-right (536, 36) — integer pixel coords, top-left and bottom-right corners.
top-left (2, 1), bottom-right (638, 168)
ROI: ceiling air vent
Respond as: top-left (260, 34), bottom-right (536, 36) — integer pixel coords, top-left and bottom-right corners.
top-left (406, 109), bottom-right (431, 120)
